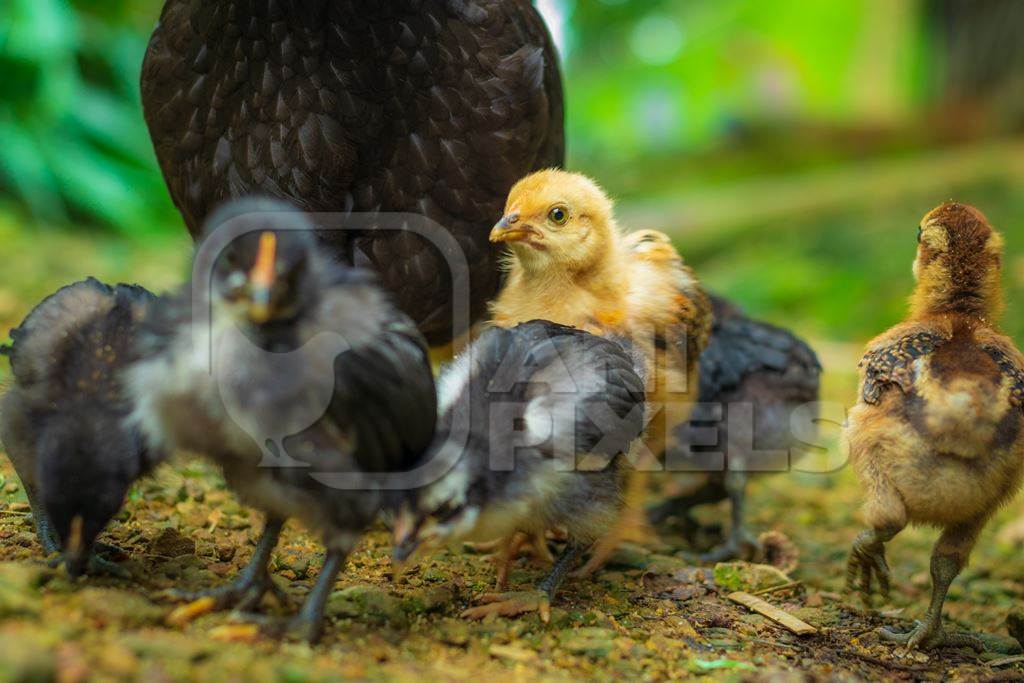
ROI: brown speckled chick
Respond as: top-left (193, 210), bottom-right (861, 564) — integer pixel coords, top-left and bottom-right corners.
top-left (845, 202), bottom-right (1024, 652)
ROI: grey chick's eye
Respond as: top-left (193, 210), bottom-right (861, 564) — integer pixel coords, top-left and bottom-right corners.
top-left (548, 206), bottom-right (569, 225)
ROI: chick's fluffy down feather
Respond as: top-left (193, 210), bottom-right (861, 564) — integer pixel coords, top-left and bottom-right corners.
top-left (1, 278), bottom-right (163, 565)
top-left (410, 320), bottom-right (647, 547)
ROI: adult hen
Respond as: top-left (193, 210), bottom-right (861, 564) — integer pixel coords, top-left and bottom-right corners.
top-left (845, 203), bottom-right (1024, 653)
top-left (393, 320), bottom-right (646, 621)
top-left (0, 279), bottom-right (163, 577)
top-left (126, 199), bottom-right (436, 642)
top-left (141, 0), bottom-right (564, 345)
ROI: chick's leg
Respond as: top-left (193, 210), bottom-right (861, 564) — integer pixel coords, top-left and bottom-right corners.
top-left (493, 533), bottom-right (524, 590)
top-left (846, 475), bottom-right (907, 604)
top-left (879, 521), bottom-right (985, 652)
top-left (647, 475), bottom-right (727, 530)
top-left (573, 470), bottom-right (652, 578)
top-left (682, 470), bottom-right (759, 563)
top-left (176, 516), bottom-right (288, 610)
top-left (575, 406), bottom-right (671, 578)
top-left (272, 545), bottom-right (349, 644)
top-left (23, 485), bottom-right (59, 555)
top-left (462, 542), bottom-right (584, 624)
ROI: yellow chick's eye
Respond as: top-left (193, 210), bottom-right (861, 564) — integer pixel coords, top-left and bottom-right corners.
top-left (548, 206), bottom-right (569, 225)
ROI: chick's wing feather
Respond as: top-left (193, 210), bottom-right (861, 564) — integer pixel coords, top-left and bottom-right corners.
top-left (513, 322), bottom-right (645, 461)
top-left (860, 331), bottom-right (947, 404)
top-left (325, 316), bottom-right (436, 475)
top-left (979, 341), bottom-right (1024, 411)
top-left (699, 295), bottom-right (821, 404)
top-left (569, 334), bottom-right (647, 459)
top-left (4, 278), bottom-right (115, 388)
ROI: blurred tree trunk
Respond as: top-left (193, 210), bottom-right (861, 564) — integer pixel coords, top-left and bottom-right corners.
top-left (927, 0), bottom-right (1024, 132)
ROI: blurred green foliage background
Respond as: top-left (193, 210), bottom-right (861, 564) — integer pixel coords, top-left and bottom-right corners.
top-left (3, 0), bottom-right (1024, 361)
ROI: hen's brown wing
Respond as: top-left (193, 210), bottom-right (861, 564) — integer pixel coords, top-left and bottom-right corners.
top-left (141, 0), bottom-right (564, 345)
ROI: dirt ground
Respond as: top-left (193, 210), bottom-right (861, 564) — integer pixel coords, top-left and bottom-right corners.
top-left (0, 443), bottom-right (1021, 682)
top-left (0, 225), bottom-right (1023, 681)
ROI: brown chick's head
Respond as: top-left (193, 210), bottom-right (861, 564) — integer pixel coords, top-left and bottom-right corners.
top-left (491, 170), bottom-right (617, 275)
top-left (911, 202), bottom-right (1004, 321)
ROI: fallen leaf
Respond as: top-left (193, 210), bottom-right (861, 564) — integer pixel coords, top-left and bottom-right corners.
top-left (488, 644), bottom-right (539, 664)
top-left (165, 597), bottom-right (215, 627)
top-left (209, 624), bottom-right (261, 643)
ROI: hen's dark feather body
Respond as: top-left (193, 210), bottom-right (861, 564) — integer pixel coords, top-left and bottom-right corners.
top-left (142, 0), bottom-right (564, 344)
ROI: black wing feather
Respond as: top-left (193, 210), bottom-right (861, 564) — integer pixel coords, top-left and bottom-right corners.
top-left (698, 294), bottom-right (821, 404)
top-left (325, 316), bottom-right (436, 475)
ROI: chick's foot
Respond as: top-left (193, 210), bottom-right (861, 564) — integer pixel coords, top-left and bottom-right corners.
top-left (879, 619), bottom-right (985, 653)
top-left (679, 529), bottom-right (760, 564)
top-left (461, 590), bottom-right (551, 623)
top-left (846, 530), bottom-right (891, 604)
top-left (255, 612), bottom-right (327, 645)
top-left (572, 507), bottom-right (652, 578)
top-left (48, 552), bottom-right (132, 579)
top-left (175, 569), bottom-right (289, 612)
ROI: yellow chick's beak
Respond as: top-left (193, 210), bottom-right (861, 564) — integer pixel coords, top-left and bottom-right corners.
top-left (248, 231), bottom-right (277, 324)
top-left (489, 213), bottom-right (541, 244)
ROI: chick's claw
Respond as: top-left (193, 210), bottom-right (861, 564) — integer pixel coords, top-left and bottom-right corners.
top-left (86, 554), bottom-right (132, 579)
top-left (461, 590), bottom-right (551, 623)
top-left (878, 619), bottom-right (985, 653)
top-left (46, 551), bottom-right (131, 579)
top-left (679, 531), bottom-right (761, 565)
top-left (172, 572), bottom-right (289, 612)
top-left (846, 532), bottom-right (891, 603)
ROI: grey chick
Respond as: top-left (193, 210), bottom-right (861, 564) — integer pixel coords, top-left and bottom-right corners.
top-left (652, 294), bottom-right (821, 563)
top-left (125, 198), bottom-right (436, 643)
top-left (0, 278), bottom-right (162, 577)
top-left (393, 320), bottom-right (646, 622)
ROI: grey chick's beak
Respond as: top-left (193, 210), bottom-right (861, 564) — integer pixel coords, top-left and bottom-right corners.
top-left (489, 213), bottom-right (541, 244)
top-left (248, 231), bottom-right (277, 324)
top-left (64, 515), bottom-right (88, 579)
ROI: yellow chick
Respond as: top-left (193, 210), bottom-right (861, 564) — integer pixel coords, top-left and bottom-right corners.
top-left (489, 169), bottom-right (711, 575)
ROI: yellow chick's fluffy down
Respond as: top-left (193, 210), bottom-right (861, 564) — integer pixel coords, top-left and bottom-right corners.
top-left (487, 170), bottom-right (711, 574)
